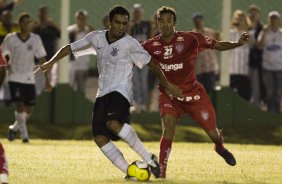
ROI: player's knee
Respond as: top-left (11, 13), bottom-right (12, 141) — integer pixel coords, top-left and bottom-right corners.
top-left (162, 120), bottom-right (176, 138)
top-left (163, 125), bottom-right (175, 138)
top-left (24, 105), bottom-right (32, 112)
top-left (106, 120), bottom-right (122, 134)
top-left (16, 103), bottom-right (24, 112)
top-left (94, 135), bottom-right (110, 147)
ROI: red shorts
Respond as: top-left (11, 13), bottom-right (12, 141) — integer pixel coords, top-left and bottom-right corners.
top-left (159, 83), bottom-right (216, 130)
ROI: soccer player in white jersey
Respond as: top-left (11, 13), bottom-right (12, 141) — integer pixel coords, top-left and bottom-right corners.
top-left (35, 6), bottom-right (182, 179)
top-left (1, 13), bottom-right (50, 143)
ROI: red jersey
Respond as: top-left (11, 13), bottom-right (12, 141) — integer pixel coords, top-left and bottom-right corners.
top-left (143, 31), bottom-right (216, 92)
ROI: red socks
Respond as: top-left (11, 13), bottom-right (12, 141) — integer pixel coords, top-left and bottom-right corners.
top-left (159, 137), bottom-right (172, 178)
top-left (0, 143), bottom-right (8, 174)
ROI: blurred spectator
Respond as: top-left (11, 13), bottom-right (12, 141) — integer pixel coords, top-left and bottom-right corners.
top-left (0, 0), bottom-right (24, 17)
top-left (258, 11), bottom-right (282, 113)
top-left (129, 4), bottom-right (151, 112)
top-left (102, 15), bottom-right (109, 29)
top-left (192, 12), bottom-right (219, 94)
top-left (150, 12), bottom-right (159, 37)
top-left (248, 5), bottom-right (265, 107)
top-left (32, 6), bottom-right (60, 95)
top-left (229, 10), bottom-right (251, 100)
top-left (146, 12), bottom-right (159, 111)
top-left (0, 10), bottom-right (18, 104)
top-left (0, 10), bottom-right (18, 43)
top-left (68, 9), bottom-right (94, 95)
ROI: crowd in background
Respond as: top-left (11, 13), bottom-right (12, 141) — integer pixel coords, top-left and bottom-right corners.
top-left (0, 1), bottom-right (281, 114)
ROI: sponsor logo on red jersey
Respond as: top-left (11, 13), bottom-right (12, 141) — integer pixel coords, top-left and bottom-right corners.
top-left (153, 41), bottom-right (161, 46)
top-left (160, 63), bottom-right (183, 72)
top-left (154, 50), bottom-right (161, 55)
top-left (176, 95), bottom-right (200, 102)
top-left (176, 36), bottom-right (184, 41)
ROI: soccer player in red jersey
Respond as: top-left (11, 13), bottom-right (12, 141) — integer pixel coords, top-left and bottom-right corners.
top-left (0, 50), bottom-right (8, 184)
top-left (142, 6), bottom-right (251, 178)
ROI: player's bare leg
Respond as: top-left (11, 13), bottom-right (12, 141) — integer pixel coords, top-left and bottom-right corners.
top-left (205, 129), bottom-right (236, 166)
top-left (0, 143), bottom-right (9, 184)
top-left (159, 114), bottom-right (178, 178)
top-left (106, 120), bottom-right (160, 178)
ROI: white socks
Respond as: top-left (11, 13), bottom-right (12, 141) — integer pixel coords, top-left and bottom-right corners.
top-left (100, 141), bottom-right (129, 173)
top-left (10, 112), bottom-right (19, 132)
top-left (118, 124), bottom-right (152, 163)
top-left (15, 112), bottom-right (29, 140)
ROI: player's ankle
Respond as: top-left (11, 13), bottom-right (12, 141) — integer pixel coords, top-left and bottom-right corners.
top-left (215, 144), bottom-right (225, 153)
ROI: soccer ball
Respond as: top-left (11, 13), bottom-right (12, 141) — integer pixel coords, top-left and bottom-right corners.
top-left (127, 160), bottom-right (151, 181)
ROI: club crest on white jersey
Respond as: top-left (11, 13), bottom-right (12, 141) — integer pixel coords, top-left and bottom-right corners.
top-left (111, 47), bottom-right (119, 56)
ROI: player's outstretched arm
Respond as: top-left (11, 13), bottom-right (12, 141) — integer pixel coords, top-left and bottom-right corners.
top-left (38, 57), bottom-right (52, 92)
top-left (34, 45), bottom-right (71, 74)
top-left (147, 59), bottom-right (183, 98)
top-left (214, 32), bottom-right (250, 51)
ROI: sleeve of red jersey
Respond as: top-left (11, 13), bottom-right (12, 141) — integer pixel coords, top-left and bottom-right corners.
top-left (141, 41), bottom-right (150, 53)
top-left (190, 32), bottom-right (216, 52)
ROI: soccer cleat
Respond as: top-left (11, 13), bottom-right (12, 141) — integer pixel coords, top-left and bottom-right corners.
top-left (124, 174), bottom-right (138, 181)
top-left (147, 154), bottom-right (160, 178)
top-left (7, 127), bottom-right (16, 142)
top-left (215, 147), bottom-right (236, 166)
top-left (0, 173), bottom-right (8, 184)
top-left (22, 139), bottom-right (29, 143)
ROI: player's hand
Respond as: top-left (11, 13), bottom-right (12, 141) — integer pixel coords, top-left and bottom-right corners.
top-left (45, 81), bottom-right (53, 93)
top-left (238, 32), bottom-right (251, 45)
top-left (164, 82), bottom-right (183, 98)
top-left (34, 60), bottom-right (55, 74)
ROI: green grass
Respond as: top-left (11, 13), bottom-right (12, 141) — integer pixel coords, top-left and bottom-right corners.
top-left (1, 120), bottom-right (282, 145)
top-left (1, 139), bottom-right (282, 184)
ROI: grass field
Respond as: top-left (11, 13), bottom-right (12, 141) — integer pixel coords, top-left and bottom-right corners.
top-left (1, 139), bottom-right (282, 184)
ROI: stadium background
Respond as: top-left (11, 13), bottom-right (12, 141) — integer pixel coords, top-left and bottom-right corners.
top-left (0, 1), bottom-right (281, 183)
top-left (11, 0), bottom-right (282, 31)
top-left (10, 0), bottom-right (282, 82)
top-left (0, 0), bottom-right (281, 144)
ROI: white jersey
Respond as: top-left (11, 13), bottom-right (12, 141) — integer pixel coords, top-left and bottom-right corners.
top-left (70, 30), bottom-right (151, 103)
top-left (1, 32), bottom-right (46, 84)
top-left (262, 28), bottom-right (282, 71)
top-left (229, 29), bottom-right (250, 75)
